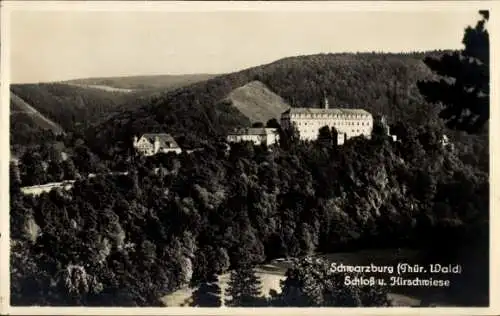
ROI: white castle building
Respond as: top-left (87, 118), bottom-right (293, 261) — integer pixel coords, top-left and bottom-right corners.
top-left (226, 127), bottom-right (280, 146)
top-left (280, 98), bottom-right (373, 144)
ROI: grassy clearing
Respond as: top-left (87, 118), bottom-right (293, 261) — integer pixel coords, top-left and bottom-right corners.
top-left (226, 80), bottom-right (291, 124)
top-left (161, 248), bottom-right (432, 307)
top-left (161, 269), bottom-right (285, 307)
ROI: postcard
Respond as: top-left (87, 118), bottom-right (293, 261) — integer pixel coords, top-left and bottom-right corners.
top-left (1, 1), bottom-right (498, 315)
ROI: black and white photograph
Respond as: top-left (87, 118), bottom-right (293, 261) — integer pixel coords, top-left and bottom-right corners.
top-left (0, 1), bottom-right (497, 313)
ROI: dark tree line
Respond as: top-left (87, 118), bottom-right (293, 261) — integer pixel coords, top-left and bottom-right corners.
top-left (10, 119), bottom-right (488, 306)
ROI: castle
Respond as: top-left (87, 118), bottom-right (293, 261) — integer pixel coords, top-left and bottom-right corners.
top-left (280, 97), bottom-right (373, 144)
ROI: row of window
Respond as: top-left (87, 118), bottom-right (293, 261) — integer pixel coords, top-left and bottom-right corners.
top-left (290, 114), bottom-right (369, 119)
top-left (296, 121), bottom-right (371, 127)
top-left (300, 128), bottom-right (370, 135)
top-left (136, 143), bottom-right (177, 151)
top-left (229, 135), bottom-right (263, 140)
top-left (138, 149), bottom-right (154, 155)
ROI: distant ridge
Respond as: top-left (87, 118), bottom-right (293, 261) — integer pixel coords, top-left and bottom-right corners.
top-left (65, 83), bottom-right (135, 93)
top-left (63, 74), bottom-right (219, 91)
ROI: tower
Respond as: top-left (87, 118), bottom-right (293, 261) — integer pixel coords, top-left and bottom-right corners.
top-left (324, 95), bottom-right (329, 109)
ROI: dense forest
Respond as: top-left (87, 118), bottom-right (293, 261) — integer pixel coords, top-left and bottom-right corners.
top-left (10, 120), bottom-right (489, 306)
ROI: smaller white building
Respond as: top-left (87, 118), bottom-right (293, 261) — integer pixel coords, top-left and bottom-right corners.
top-left (133, 133), bottom-right (182, 156)
top-left (226, 127), bottom-right (280, 146)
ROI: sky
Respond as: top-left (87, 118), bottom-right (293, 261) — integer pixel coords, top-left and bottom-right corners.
top-left (8, 7), bottom-right (482, 83)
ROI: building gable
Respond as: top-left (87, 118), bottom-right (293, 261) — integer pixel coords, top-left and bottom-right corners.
top-left (136, 136), bottom-right (152, 146)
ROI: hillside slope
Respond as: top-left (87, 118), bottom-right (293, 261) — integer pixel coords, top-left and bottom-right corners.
top-left (222, 80), bottom-right (291, 124)
top-left (9, 83), bottom-right (137, 133)
top-left (10, 92), bottom-right (64, 134)
top-left (92, 51), bottom-right (450, 153)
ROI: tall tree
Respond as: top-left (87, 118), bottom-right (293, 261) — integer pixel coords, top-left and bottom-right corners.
top-left (418, 11), bottom-right (489, 133)
top-left (317, 125), bottom-right (333, 145)
top-left (47, 160), bottom-right (64, 183)
top-left (72, 145), bottom-right (99, 175)
top-left (59, 264), bottom-right (103, 305)
top-left (266, 118), bottom-right (281, 129)
top-left (190, 274), bottom-right (222, 307)
top-left (62, 158), bottom-right (79, 180)
top-left (10, 161), bottom-right (22, 194)
top-left (278, 257), bottom-right (391, 307)
top-left (20, 150), bottom-right (47, 186)
top-left (225, 263), bottom-right (263, 307)
top-left (279, 125), bottom-right (301, 150)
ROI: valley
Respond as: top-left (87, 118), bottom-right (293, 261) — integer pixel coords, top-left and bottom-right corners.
top-left (9, 49), bottom-right (489, 308)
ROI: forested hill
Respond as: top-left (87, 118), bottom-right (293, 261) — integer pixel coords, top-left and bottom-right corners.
top-left (10, 74), bottom-right (218, 146)
top-left (10, 83), bottom-right (133, 132)
top-left (90, 51), bottom-right (454, 154)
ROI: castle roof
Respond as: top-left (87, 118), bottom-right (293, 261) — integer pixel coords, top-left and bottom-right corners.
top-left (140, 133), bottom-right (180, 148)
top-left (283, 107), bottom-right (372, 116)
top-left (228, 127), bottom-right (278, 136)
